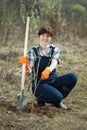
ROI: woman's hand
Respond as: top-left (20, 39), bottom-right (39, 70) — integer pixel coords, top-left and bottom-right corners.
top-left (20, 55), bottom-right (31, 72)
top-left (41, 67), bottom-right (51, 80)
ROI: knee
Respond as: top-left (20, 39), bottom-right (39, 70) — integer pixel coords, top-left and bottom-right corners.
top-left (70, 73), bottom-right (78, 86)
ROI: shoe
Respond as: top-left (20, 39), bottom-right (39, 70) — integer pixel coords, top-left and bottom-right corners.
top-left (57, 102), bottom-right (67, 110)
top-left (37, 99), bottom-right (46, 107)
top-left (37, 103), bottom-right (46, 107)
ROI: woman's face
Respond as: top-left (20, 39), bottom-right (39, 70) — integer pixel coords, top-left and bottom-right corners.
top-left (39, 33), bottom-right (52, 48)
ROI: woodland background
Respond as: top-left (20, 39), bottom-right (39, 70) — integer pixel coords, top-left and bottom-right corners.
top-left (0, 0), bottom-right (87, 45)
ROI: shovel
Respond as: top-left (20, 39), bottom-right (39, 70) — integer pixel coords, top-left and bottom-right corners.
top-left (17, 17), bottom-right (30, 109)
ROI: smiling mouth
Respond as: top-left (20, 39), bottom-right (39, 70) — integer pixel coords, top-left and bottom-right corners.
top-left (42, 39), bottom-right (48, 42)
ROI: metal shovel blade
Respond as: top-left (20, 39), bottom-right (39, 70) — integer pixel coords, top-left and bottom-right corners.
top-left (17, 90), bottom-right (27, 109)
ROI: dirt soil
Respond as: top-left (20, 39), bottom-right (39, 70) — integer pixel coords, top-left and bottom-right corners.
top-left (0, 101), bottom-right (71, 118)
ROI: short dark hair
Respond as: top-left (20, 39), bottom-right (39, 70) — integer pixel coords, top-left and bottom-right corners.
top-left (38, 25), bottom-right (53, 37)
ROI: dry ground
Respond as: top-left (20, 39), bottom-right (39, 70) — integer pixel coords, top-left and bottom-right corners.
top-left (0, 37), bottom-right (87, 130)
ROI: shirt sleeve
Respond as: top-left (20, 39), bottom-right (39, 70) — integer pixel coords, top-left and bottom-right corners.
top-left (27, 48), bottom-right (34, 68)
top-left (52, 47), bottom-right (60, 64)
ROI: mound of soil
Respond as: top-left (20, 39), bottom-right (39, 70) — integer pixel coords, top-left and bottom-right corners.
top-left (0, 101), bottom-right (71, 118)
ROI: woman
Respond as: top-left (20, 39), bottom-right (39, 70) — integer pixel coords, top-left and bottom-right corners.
top-left (20, 25), bottom-right (78, 109)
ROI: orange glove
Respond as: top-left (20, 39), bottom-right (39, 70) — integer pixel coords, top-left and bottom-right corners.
top-left (20, 55), bottom-right (31, 72)
top-left (41, 67), bottom-right (51, 80)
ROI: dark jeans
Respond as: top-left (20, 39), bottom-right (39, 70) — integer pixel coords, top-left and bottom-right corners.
top-left (34, 73), bottom-right (78, 105)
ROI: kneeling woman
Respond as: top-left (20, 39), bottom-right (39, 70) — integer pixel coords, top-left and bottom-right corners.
top-left (20, 25), bottom-right (78, 109)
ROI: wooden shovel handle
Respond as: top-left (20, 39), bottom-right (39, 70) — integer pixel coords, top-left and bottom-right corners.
top-left (21, 17), bottom-right (30, 90)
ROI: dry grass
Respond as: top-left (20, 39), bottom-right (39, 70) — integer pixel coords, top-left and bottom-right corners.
top-left (0, 37), bottom-right (87, 130)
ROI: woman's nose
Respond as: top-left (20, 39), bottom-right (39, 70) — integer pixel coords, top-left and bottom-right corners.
top-left (44, 35), bottom-right (48, 39)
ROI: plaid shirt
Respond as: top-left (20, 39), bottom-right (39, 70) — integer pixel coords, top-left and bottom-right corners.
top-left (27, 44), bottom-right (60, 68)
